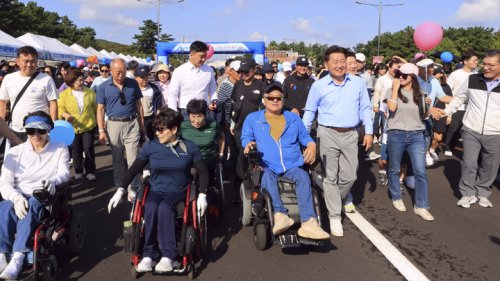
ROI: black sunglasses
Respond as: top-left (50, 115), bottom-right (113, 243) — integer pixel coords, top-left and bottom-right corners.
top-left (237, 70), bottom-right (250, 75)
top-left (265, 96), bottom-right (283, 102)
top-left (394, 71), bottom-right (409, 80)
top-left (154, 126), bottom-right (167, 133)
top-left (118, 90), bottom-right (126, 105)
top-left (100, 69), bottom-right (109, 73)
top-left (26, 128), bottom-right (48, 135)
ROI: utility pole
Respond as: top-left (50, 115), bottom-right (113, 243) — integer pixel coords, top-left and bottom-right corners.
top-left (137, 0), bottom-right (184, 42)
top-left (355, 0), bottom-right (404, 55)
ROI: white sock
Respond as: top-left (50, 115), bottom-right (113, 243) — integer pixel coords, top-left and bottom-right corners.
top-left (0, 252), bottom-right (24, 279)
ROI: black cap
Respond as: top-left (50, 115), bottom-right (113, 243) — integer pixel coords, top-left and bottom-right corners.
top-left (262, 63), bottom-right (274, 73)
top-left (264, 84), bottom-right (283, 95)
top-left (239, 58), bottom-right (256, 72)
top-left (134, 66), bottom-right (150, 77)
top-left (296, 56), bottom-right (309, 66)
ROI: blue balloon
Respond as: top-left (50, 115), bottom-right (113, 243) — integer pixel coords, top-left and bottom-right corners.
top-left (146, 57), bottom-right (152, 62)
top-left (264, 57), bottom-right (269, 63)
top-left (50, 120), bottom-right (75, 146)
top-left (277, 63), bottom-right (283, 72)
top-left (440, 51), bottom-right (453, 63)
top-left (69, 61), bottom-right (77, 67)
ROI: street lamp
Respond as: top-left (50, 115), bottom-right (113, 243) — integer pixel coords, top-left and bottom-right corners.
top-left (137, 0), bottom-right (184, 42)
top-left (355, 0), bottom-right (404, 56)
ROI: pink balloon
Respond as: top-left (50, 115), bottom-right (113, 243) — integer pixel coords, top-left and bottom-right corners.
top-left (413, 22), bottom-right (443, 51)
top-left (206, 44), bottom-right (214, 60)
top-left (76, 59), bottom-right (85, 68)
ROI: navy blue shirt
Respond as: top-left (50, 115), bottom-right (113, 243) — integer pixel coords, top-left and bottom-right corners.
top-left (96, 77), bottom-right (143, 117)
top-left (138, 139), bottom-right (202, 194)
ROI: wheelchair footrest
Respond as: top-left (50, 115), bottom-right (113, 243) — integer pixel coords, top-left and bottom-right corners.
top-left (277, 233), bottom-right (300, 248)
top-left (297, 237), bottom-right (325, 247)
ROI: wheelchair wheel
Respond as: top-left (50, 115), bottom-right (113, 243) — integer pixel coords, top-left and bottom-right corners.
top-left (187, 261), bottom-right (195, 280)
top-left (42, 255), bottom-right (58, 281)
top-left (69, 211), bottom-right (86, 254)
top-left (240, 183), bottom-right (252, 226)
top-left (254, 223), bottom-right (268, 250)
top-left (130, 265), bottom-right (139, 279)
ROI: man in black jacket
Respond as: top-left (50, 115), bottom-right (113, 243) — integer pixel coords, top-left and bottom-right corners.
top-left (282, 56), bottom-right (315, 117)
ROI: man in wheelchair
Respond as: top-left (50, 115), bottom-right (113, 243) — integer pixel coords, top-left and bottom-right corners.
top-left (0, 111), bottom-right (70, 280)
top-left (108, 109), bottom-right (209, 274)
top-left (241, 85), bottom-right (329, 240)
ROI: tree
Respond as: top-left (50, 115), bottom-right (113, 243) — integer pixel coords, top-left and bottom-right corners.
top-left (0, 0), bottom-right (25, 37)
top-left (133, 20), bottom-right (174, 55)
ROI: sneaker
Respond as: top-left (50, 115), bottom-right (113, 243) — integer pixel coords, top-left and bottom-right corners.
top-left (329, 218), bottom-right (343, 237)
top-left (378, 170), bottom-right (388, 186)
top-left (0, 252), bottom-right (24, 280)
top-left (272, 212), bottom-right (294, 235)
top-left (142, 169), bottom-right (151, 178)
top-left (86, 173), bottom-right (96, 181)
top-left (0, 253), bottom-right (7, 273)
top-left (392, 199), bottom-right (406, 211)
top-left (365, 151), bottom-right (381, 161)
top-left (298, 218), bottom-right (330, 240)
top-left (136, 257), bottom-right (156, 273)
top-left (444, 150), bottom-right (453, 157)
top-left (429, 150), bottom-right (439, 162)
top-left (425, 153), bottom-right (435, 167)
top-left (74, 173), bottom-right (83, 180)
top-left (413, 207), bottom-right (435, 221)
top-left (478, 196), bottom-right (493, 208)
top-left (457, 195), bottom-right (478, 208)
top-left (343, 202), bottom-right (356, 213)
top-left (155, 257), bottom-right (179, 273)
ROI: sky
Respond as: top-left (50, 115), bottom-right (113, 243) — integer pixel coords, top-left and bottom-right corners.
top-left (19, 0), bottom-right (500, 48)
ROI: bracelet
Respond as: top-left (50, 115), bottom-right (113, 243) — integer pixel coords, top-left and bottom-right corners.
top-left (98, 129), bottom-right (106, 132)
top-left (388, 98), bottom-right (398, 103)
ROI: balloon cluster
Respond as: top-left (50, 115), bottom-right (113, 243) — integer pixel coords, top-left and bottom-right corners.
top-left (86, 55), bottom-right (98, 64)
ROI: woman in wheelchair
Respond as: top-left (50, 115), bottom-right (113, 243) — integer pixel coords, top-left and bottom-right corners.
top-left (0, 111), bottom-right (70, 280)
top-left (107, 108), bottom-right (209, 273)
top-left (241, 84), bottom-right (329, 240)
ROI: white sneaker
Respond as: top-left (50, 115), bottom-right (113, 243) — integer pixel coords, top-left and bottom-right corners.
top-left (0, 252), bottom-right (24, 280)
top-left (365, 151), bottom-right (381, 161)
top-left (392, 199), bottom-right (406, 211)
top-left (74, 173), bottom-right (83, 180)
top-left (86, 173), bottom-right (96, 181)
top-left (444, 150), bottom-right (453, 157)
top-left (413, 207), bottom-right (435, 221)
top-left (478, 196), bottom-right (493, 208)
top-left (155, 257), bottom-right (179, 273)
top-left (425, 153), bottom-right (435, 167)
top-left (329, 218), bottom-right (343, 237)
top-left (143, 170), bottom-right (151, 178)
top-left (429, 150), bottom-right (439, 162)
top-left (0, 253), bottom-right (7, 273)
top-left (457, 195), bottom-right (478, 208)
top-left (343, 202), bottom-right (356, 213)
top-left (136, 257), bottom-right (156, 272)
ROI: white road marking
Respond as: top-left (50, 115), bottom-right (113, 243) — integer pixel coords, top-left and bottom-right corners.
top-left (345, 211), bottom-right (430, 281)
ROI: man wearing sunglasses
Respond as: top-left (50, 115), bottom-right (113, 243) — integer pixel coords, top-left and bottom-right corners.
top-left (90, 64), bottom-right (111, 92)
top-left (96, 58), bottom-right (145, 202)
top-left (241, 84), bottom-right (329, 240)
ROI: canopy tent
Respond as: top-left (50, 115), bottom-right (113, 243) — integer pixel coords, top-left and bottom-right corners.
top-left (99, 49), bottom-right (115, 59)
top-left (118, 53), bottom-right (131, 63)
top-left (70, 43), bottom-right (94, 57)
top-left (17, 33), bottom-right (78, 61)
top-left (86, 47), bottom-right (107, 60)
top-left (0, 29), bottom-right (28, 58)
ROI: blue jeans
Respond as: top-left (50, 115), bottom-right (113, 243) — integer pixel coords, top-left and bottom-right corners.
top-left (0, 196), bottom-right (44, 253)
top-left (261, 167), bottom-right (316, 222)
top-left (423, 118), bottom-right (433, 150)
top-left (387, 130), bottom-right (429, 208)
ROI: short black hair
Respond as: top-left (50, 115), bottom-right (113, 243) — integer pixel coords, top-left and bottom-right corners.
top-left (346, 51), bottom-right (356, 59)
top-left (99, 64), bottom-right (110, 70)
top-left (387, 57), bottom-right (403, 68)
top-left (461, 50), bottom-right (478, 62)
top-left (323, 45), bottom-right (348, 62)
top-left (484, 50), bottom-right (500, 63)
top-left (225, 58), bottom-right (234, 67)
top-left (153, 108), bottom-right (183, 130)
top-left (190, 41), bottom-right (209, 53)
top-left (128, 60), bottom-right (139, 71)
top-left (23, 110), bottom-right (54, 129)
top-left (60, 62), bottom-right (71, 70)
top-left (186, 99), bottom-right (208, 116)
top-left (17, 46), bottom-right (38, 58)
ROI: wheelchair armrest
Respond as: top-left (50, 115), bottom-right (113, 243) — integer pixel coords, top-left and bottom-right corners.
top-left (32, 181), bottom-right (72, 204)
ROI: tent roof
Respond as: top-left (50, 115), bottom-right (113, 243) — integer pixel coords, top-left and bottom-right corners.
top-left (70, 43), bottom-right (93, 57)
top-left (17, 33), bottom-right (77, 61)
top-left (0, 29), bottom-right (27, 57)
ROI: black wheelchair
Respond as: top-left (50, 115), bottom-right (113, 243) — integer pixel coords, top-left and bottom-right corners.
top-left (240, 150), bottom-right (326, 250)
top-left (125, 176), bottom-right (207, 280)
top-left (205, 158), bottom-right (225, 224)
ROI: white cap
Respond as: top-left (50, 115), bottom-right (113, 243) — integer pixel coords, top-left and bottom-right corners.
top-left (282, 61), bottom-right (292, 72)
top-left (355, 53), bottom-right (366, 62)
top-left (416, 58), bottom-right (434, 68)
top-left (83, 66), bottom-right (89, 71)
top-left (229, 60), bottom-right (241, 71)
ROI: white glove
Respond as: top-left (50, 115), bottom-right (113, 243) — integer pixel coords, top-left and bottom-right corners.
top-left (108, 188), bottom-right (125, 214)
top-left (127, 187), bottom-right (137, 202)
top-left (197, 193), bottom-right (207, 219)
top-left (42, 179), bottom-right (56, 195)
top-left (13, 195), bottom-right (28, 220)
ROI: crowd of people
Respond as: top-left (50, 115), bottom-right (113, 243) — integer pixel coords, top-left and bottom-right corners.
top-left (0, 41), bottom-right (498, 278)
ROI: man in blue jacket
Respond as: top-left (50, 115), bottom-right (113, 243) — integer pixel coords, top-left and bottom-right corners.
top-left (241, 84), bottom-right (329, 240)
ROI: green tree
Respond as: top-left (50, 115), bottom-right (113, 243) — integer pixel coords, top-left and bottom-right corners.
top-left (0, 0), bottom-right (25, 37)
top-left (133, 19), bottom-right (173, 55)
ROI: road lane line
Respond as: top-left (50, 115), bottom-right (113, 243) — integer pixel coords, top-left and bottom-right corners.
top-left (345, 212), bottom-right (430, 281)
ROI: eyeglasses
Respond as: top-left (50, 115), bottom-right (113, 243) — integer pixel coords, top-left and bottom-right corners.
top-left (100, 69), bottom-right (109, 73)
top-left (265, 96), bottom-right (283, 102)
top-left (118, 90), bottom-right (126, 105)
top-left (26, 128), bottom-right (48, 135)
top-left (154, 126), bottom-right (167, 133)
top-left (394, 71), bottom-right (409, 80)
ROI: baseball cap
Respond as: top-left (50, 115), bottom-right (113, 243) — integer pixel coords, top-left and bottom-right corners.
top-left (398, 63), bottom-right (419, 76)
top-left (355, 53), bottom-right (366, 62)
top-left (282, 62), bottom-right (292, 72)
top-left (229, 60), bottom-right (241, 71)
top-left (83, 66), bottom-right (89, 72)
top-left (296, 56), bottom-right (309, 66)
top-left (262, 63), bottom-right (274, 73)
top-left (416, 58), bottom-right (434, 68)
top-left (239, 58), bottom-right (256, 72)
top-left (134, 66), bottom-right (150, 77)
top-left (264, 84), bottom-right (283, 95)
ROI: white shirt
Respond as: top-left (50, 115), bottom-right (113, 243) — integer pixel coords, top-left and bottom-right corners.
top-left (0, 141), bottom-right (70, 201)
top-left (167, 61), bottom-right (217, 109)
top-left (90, 76), bottom-right (110, 92)
top-left (0, 71), bottom-right (58, 132)
top-left (447, 69), bottom-right (474, 111)
top-left (373, 73), bottom-right (394, 108)
top-left (72, 89), bottom-right (85, 112)
top-left (276, 72), bottom-right (286, 84)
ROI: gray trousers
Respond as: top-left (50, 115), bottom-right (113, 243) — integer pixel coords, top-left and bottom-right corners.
top-left (318, 126), bottom-right (359, 220)
top-left (107, 119), bottom-right (142, 190)
top-left (459, 128), bottom-right (500, 198)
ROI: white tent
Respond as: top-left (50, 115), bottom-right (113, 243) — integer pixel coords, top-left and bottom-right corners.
top-left (99, 49), bottom-right (115, 59)
top-left (17, 33), bottom-right (76, 61)
top-left (86, 47), bottom-right (107, 60)
top-left (0, 29), bottom-right (26, 57)
top-left (118, 53), bottom-right (131, 63)
top-left (70, 43), bottom-right (94, 57)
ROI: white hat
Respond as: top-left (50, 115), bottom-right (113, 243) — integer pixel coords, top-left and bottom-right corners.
top-left (355, 53), bottom-right (366, 62)
top-left (83, 66), bottom-right (89, 72)
top-left (416, 58), bottom-right (434, 68)
top-left (282, 61), bottom-right (292, 72)
top-left (229, 60), bottom-right (241, 71)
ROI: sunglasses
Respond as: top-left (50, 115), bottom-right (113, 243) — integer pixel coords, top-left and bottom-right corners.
top-left (26, 128), bottom-right (48, 135)
top-left (154, 126), bottom-right (168, 133)
top-left (118, 90), bottom-right (126, 105)
top-left (237, 70), bottom-right (250, 75)
top-left (394, 71), bottom-right (409, 80)
top-left (100, 69), bottom-right (109, 73)
top-left (265, 96), bottom-right (283, 102)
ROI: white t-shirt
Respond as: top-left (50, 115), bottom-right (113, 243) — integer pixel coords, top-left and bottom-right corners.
top-left (447, 69), bottom-right (474, 111)
top-left (0, 71), bottom-right (58, 132)
top-left (373, 73), bottom-right (394, 108)
top-left (72, 89), bottom-right (85, 112)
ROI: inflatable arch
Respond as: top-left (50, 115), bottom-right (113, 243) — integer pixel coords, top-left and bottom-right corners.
top-left (156, 41), bottom-right (265, 65)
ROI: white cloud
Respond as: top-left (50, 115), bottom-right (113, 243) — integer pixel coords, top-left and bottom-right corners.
top-left (249, 31), bottom-right (264, 40)
top-left (291, 18), bottom-right (318, 35)
top-left (455, 0), bottom-right (500, 23)
top-left (79, 4), bottom-right (140, 27)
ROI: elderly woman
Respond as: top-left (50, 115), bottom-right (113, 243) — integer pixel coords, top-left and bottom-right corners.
top-left (154, 64), bottom-right (171, 105)
top-left (108, 109), bottom-right (208, 273)
top-left (0, 111), bottom-right (70, 280)
top-left (58, 67), bottom-right (98, 181)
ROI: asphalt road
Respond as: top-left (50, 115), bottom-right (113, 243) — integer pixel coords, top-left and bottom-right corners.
top-left (55, 143), bottom-right (499, 281)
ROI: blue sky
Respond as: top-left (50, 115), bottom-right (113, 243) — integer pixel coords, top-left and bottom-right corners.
top-left (20, 0), bottom-right (500, 48)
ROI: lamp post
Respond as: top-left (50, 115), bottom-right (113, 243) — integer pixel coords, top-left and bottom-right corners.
top-left (137, 0), bottom-right (184, 42)
top-left (355, 0), bottom-right (404, 56)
